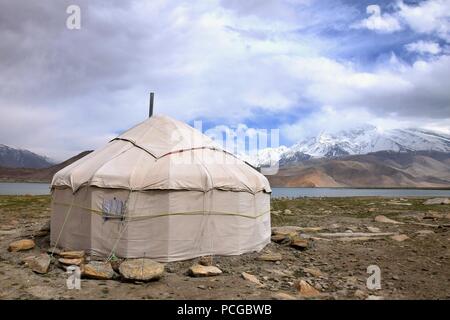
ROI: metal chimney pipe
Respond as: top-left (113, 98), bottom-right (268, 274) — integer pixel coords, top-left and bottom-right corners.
top-left (149, 92), bottom-right (154, 118)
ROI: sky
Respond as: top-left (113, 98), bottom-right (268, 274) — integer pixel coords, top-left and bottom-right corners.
top-left (0, 0), bottom-right (449, 161)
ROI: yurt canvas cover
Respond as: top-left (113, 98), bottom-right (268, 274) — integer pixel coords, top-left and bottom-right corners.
top-left (50, 115), bottom-right (271, 262)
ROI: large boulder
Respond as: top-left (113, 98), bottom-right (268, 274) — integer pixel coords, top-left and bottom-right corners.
top-left (119, 259), bottom-right (164, 281)
top-left (83, 261), bottom-right (115, 280)
top-left (22, 254), bottom-right (51, 274)
top-left (8, 239), bottom-right (35, 252)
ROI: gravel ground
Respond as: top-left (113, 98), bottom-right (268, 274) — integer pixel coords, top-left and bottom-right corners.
top-left (0, 195), bottom-right (449, 300)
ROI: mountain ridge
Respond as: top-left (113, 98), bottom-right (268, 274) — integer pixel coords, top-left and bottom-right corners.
top-left (0, 151), bottom-right (92, 182)
top-left (267, 150), bottom-right (450, 188)
top-left (0, 144), bottom-right (55, 169)
top-left (244, 125), bottom-right (450, 167)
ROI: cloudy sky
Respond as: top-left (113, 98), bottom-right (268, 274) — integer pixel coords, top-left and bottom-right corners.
top-left (1, 0), bottom-right (449, 161)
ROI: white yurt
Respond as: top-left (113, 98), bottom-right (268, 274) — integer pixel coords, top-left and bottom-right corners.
top-left (50, 115), bottom-right (271, 262)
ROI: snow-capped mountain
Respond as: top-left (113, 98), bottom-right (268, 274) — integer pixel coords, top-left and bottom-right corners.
top-left (239, 146), bottom-right (289, 167)
top-left (242, 125), bottom-right (450, 167)
top-left (0, 144), bottom-right (54, 168)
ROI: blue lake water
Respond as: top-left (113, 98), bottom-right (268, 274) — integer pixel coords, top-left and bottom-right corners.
top-left (0, 183), bottom-right (449, 198)
top-left (271, 187), bottom-right (450, 198)
top-left (0, 182), bottom-right (51, 195)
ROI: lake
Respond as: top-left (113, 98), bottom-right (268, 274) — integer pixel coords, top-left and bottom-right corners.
top-left (271, 187), bottom-right (450, 198)
top-left (0, 182), bottom-right (51, 195)
top-left (0, 183), bottom-right (449, 198)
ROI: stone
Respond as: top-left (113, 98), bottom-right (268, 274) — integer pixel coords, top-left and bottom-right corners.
top-left (272, 292), bottom-right (296, 300)
top-left (390, 234), bottom-right (409, 242)
top-left (271, 234), bottom-right (288, 243)
top-left (58, 257), bottom-right (84, 266)
top-left (416, 230), bottom-right (434, 235)
top-left (367, 226), bottom-right (381, 233)
top-left (271, 226), bottom-right (301, 237)
top-left (294, 279), bottom-right (321, 298)
top-left (423, 198), bottom-right (449, 205)
top-left (366, 295), bottom-right (384, 300)
top-left (83, 261), bottom-right (115, 280)
top-left (302, 267), bottom-right (324, 278)
top-left (119, 259), bottom-right (164, 281)
top-left (188, 264), bottom-right (222, 277)
top-left (241, 272), bottom-right (264, 287)
top-left (290, 237), bottom-right (309, 250)
top-left (59, 250), bottom-right (85, 259)
top-left (198, 256), bottom-right (213, 266)
top-left (283, 209), bottom-right (293, 216)
top-left (257, 252), bottom-right (282, 262)
top-left (354, 289), bottom-right (367, 299)
top-left (374, 215), bottom-right (404, 224)
top-left (22, 254), bottom-right (51, 274)
top-left (8, 239), bottom-right (35, 252)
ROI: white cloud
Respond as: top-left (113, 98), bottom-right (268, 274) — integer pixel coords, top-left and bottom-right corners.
top-left (398, 0), bottom-right (450, 41)
top-left (354, 1), bottom-right (450, 41)
top-left (405, 40), bottom-right (442, 54)
top-left (0, 0), bottom-right (449, 159)
top-left (352, 4), bottom-right (402, 33)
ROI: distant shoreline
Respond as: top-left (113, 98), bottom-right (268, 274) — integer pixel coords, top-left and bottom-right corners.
top-left (1, 180), bottom-right (449, 191)
top-left (272, 186), bottom-right (450, 190)
top-left (0, 179), bottom-right (50, 184)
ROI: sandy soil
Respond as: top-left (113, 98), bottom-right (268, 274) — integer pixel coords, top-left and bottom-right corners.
top-left (0, 195), bottom-right (449, 300)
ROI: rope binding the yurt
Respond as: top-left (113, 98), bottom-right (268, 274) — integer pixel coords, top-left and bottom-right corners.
top-left (50, 196), bottom-right (76, 258)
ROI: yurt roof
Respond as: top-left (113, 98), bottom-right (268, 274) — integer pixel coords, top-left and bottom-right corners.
top-left (51, 115), bottom-right (271, 194)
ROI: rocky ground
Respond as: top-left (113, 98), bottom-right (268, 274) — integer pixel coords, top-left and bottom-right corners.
top-left (0, 195), bottom-right (449, 300)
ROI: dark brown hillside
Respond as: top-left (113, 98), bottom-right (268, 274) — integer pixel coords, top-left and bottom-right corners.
top-left (268, 151), bottom-right (450, 188)
top-left (0, 151), bottom-right (92, 182)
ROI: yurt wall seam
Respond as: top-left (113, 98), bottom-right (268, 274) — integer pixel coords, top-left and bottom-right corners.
top-left (197, 150), bottom-right (214, 256)
top-left (52, 200), bottom-right (270, 220)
